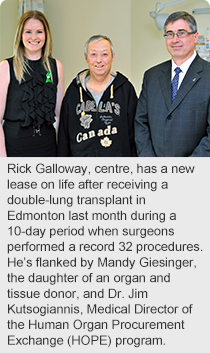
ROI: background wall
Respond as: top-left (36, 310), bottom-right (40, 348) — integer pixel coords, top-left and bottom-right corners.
top-left (0, 0), bottom-right (210, 94)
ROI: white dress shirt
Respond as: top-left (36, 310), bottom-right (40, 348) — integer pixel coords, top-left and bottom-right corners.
top-left (171, 51), bottom-right (197, 89)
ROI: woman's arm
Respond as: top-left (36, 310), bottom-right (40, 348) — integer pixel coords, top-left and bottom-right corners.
top-left (55, 59), bottom-right (65, 132)
top-left (0, 60), bottom-right (10, 157)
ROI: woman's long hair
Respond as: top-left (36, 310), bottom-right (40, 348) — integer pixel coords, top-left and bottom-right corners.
top-left (13, 10), bottom-right (53, 83)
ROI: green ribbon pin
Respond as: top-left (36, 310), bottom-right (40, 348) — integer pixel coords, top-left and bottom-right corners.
top-left (46, 72), bottom-right (52, 83)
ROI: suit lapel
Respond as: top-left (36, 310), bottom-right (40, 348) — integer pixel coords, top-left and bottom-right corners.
top-left (169, 55), bottom-right (203, 113)
top-left (159, 61), bottom-right (172, 110)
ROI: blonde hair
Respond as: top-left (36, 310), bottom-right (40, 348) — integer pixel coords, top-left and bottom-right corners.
top-left (13, 10), bottom-right (53, 83)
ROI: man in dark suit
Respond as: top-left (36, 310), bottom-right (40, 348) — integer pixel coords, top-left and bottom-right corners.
top-left (135, 11), bottom-right (210, 157)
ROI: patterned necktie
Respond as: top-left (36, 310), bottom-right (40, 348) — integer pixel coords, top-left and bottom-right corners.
top-left (171, 67), bottom-right (182, 102)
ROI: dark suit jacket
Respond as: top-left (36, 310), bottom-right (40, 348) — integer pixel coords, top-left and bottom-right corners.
top-left (134, 54), bottom-right (210, 156)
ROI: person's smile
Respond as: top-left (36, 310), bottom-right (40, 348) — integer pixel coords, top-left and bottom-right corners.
top-left (22, 18), bottom-right (45, 59)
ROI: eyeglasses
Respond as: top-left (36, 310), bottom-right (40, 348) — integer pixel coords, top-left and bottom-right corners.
top-left (163, 30), bottom-right (196, 39)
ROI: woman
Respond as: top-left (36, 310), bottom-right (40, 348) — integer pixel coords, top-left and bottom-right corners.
top-left (0, 10), bottom-right (64, 157)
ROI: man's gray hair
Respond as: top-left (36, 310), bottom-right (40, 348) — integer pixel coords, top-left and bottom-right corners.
top-left (164, 11), bottom-right (197, 33)
top-left (84, 35), bottom-right (114, 57)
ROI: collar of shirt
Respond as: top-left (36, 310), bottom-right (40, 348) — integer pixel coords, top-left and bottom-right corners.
top-left (171, 51), bottom-right (197, 88)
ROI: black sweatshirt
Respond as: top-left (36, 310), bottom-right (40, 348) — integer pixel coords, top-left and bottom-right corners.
top-left (57, 70), bottom-right (137, 157)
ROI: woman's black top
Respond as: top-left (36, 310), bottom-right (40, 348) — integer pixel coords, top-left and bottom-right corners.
top-left (3, 57), bottom-right (58, 157)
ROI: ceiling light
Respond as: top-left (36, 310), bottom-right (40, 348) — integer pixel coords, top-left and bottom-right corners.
top-left (150, 0), bottom-right (188, 30)
top-left (192, 8), bottom-right (210, 14)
